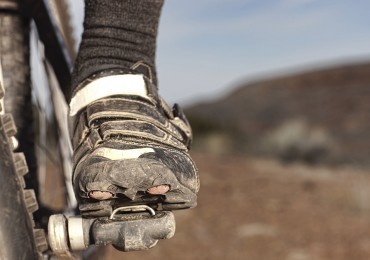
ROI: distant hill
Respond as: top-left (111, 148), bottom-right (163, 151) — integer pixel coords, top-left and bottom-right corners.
top-left (186, 62), bottom-right (370, 166)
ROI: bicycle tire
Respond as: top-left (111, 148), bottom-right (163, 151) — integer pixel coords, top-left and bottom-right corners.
top-left (0, 11), bottom-right (47, 259)
top-left (0, 1), bottom-right (79, 258)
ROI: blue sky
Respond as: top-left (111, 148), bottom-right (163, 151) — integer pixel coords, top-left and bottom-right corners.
top-left (69, 0), bottom-right (370, 105)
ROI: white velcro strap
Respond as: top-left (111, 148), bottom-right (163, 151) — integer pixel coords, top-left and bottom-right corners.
top-left (91, 147), bottom-right (155, 160)
top-left (70, 74), bottom-right (148, 116)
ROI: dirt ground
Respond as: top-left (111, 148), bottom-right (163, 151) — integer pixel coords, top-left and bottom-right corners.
top-left (82, 152), bottom-right (370, 260)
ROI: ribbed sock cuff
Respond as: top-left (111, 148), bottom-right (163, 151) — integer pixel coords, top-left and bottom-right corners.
top-left (71, 0), bottom-right (164, 93)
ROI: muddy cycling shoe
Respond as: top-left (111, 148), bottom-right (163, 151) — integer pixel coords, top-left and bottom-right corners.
top-left (69, 66), bottom-right (199, 217)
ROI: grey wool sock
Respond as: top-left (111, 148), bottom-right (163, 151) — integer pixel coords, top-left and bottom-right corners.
top-left (71, 0), bottom-right (164, 94)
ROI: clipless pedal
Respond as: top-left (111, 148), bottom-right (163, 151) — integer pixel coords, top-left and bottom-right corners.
top-left (48, 205), bottom-right (175, 258)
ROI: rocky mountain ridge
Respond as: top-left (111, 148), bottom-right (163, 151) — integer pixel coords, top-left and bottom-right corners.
top-left (187, 61), bottom-right (370, 166)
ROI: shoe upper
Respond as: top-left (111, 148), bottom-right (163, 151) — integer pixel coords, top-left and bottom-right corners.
top-left (69, 64), bottom-right (199, 214)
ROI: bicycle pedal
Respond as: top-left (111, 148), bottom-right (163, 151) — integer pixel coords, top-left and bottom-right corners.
top-left (48, 206), bottom-right (175, 257)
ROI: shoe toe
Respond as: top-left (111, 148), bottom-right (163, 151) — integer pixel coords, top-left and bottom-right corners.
top-left (75, 156), bottom-right (196, 203)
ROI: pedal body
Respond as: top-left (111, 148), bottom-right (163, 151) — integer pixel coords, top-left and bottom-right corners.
top-left (92, 211), bottom-right (175, 251)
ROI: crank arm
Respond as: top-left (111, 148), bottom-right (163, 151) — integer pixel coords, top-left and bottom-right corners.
top-left (48, 206), bottom-right (175, 258)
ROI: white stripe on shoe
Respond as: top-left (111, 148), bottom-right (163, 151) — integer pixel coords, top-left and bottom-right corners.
top-left (91, 147), bottom-right (155, 160)
top-left (69, 74), bottom-right (148, 116)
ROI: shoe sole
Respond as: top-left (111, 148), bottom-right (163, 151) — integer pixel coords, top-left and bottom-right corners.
top-left (78, 191), bottom-right (197, 217)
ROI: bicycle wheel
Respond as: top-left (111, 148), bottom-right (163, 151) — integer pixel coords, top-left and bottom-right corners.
top-left (0, 11), bottom-right (47, 259)
top-left (0, 1), bottom-right (74, 259)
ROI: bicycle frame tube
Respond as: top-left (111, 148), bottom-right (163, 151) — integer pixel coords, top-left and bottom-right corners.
top-left (18, 0), bottom-right (74, 102)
